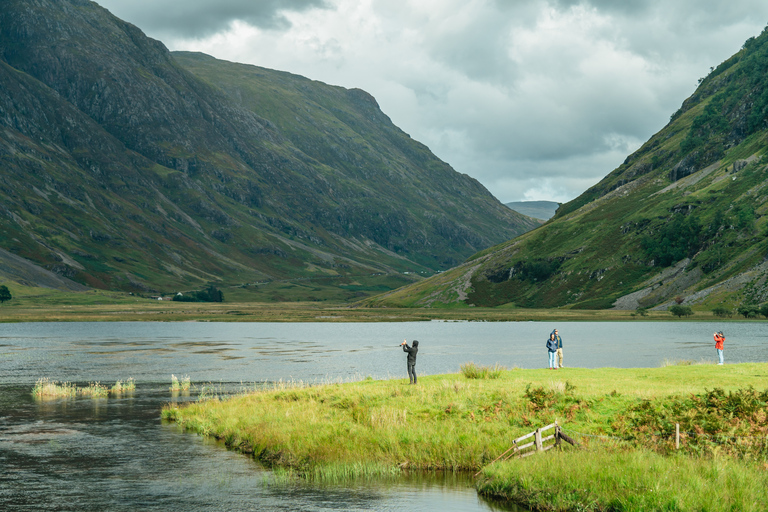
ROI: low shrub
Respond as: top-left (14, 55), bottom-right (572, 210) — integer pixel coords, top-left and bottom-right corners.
top-left (669, 304), bottom-right (694, 317)
top-left (460, 362), bottom-right (505, 379)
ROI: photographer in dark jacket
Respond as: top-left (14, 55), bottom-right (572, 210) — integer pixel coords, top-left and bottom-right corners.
top-left (401, 339), bottom-right (419, 384)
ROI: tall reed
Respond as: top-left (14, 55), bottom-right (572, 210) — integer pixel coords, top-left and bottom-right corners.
top-left (111, 378), bottom-right (136, 394)
top-left (32, 378), bottom-right (136, 399)
top-left (79, 382), bottom-right (109, 398)
top-left (170, 374), bottom-right (191, 391)
top-left (31, 378), bottom-right (77, 398)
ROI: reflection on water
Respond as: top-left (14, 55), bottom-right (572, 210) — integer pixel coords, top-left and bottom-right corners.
top-left (0, 384), bottom-right (520, 511)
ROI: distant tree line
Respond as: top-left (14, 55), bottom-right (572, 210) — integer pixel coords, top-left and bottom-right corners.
top-left (733, 303), bottom-right (768, 319)
top-left (172, 285), bottom-right (224, 303)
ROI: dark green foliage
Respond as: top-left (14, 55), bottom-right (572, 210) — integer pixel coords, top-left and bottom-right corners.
top-left (760, 303), bottom-right (768, 318)
top-left (523, 384), bottom-right (557, 411)
top-left (0, 285), bottom-right (11, 303)
top-left (173, 285), bottom-right (224, 303)
top-left (510, 259), bottom-right (562, 282)
top-left (668, 305), bottom-right (693, 317)
top-left (641, 213), bottom-right (702, 267)
top-left (711, 306), bottom-right (732, 318)
top-left (733, 205), bottom-right (755, 230)
top-left (614, 387), bottom-right (768, 457)
top-left (486, 258), bottom-right (561, 284)
top-left (737, 304), bottom-right (760, 318)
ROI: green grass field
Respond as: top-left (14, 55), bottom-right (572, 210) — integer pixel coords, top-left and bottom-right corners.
top-left (162, 364), bottom-right (768, 511)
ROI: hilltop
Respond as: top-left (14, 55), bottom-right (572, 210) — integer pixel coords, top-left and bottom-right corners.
top-left (366, 26), bottom-right (768, 311)
top-left (0, 0), bottom-right (538, 301)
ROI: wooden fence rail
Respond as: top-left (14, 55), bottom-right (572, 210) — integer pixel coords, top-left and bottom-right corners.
top-left (475, 421), bottom-right (576, 477)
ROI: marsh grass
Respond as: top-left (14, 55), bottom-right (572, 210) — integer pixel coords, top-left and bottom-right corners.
top-left (309, 462), bottom-right (402, 483)
top-left (170, 374), bottom-right (191, 391)
top-left (460, 362), bottom-right (506, 379)
top-left (80, 382), bottom-right (109, 398)
top-left (111, 378), bottom-right (136, 394)
top-left (32, 378), bottom-right (136, 399)
top-left (32, 378), bottom-right (77, 398)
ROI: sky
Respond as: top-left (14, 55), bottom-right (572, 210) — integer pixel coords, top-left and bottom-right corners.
top-left (97, 0), bottom-right (768, 204)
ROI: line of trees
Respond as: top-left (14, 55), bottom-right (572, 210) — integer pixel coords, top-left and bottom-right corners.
top-left (172, 285), bottom-right (224, 303)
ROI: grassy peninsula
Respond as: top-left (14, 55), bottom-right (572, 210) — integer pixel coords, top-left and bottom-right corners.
top-left (163, 364), bottom-right (768, 511)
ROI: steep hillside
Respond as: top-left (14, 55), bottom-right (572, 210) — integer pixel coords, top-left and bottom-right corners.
top-left (0, 0), bottom-right (537, 299)
top-left (366, 26), bottom-right (768, 311)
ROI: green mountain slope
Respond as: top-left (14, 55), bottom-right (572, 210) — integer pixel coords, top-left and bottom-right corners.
top-left (367, 27), bottom-right (768, 311)
top-left (0, 0), bottom-right (538, 299)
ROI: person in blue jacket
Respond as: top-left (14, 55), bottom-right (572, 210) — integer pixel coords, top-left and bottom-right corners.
top-left (401, 339), bottom-right (419, 384)
top-left (546, 333), bottom-right (558, 369)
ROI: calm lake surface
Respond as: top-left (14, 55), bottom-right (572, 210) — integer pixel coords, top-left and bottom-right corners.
top-left (1, 321), bottom-right (767, 511)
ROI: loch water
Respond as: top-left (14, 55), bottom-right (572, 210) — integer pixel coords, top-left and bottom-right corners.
top-left (1, 321), bottom-right (767, 511)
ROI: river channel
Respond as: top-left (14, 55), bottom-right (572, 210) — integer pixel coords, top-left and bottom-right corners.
top-left (1, 321), bottom-right (766, 511)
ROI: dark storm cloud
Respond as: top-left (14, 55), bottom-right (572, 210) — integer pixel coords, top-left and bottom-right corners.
top-left (97, 0), bottom-right (328, 38)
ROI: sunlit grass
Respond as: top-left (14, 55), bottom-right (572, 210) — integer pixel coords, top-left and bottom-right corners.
top-left (460, 362), bottom-right (506, 379)
top-left (163, 364), bottom-right (767, 471)
top-left (478, 446), bottom-right (768, 512)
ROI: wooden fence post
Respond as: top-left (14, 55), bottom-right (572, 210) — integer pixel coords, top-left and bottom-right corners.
top-left (535, 427), bottom-right (543, 452)
top-left (675, 423), bottom-right (680, 450)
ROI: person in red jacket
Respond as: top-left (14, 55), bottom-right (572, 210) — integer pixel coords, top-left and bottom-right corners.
top-left (714, 331), bottom-right (725, 365)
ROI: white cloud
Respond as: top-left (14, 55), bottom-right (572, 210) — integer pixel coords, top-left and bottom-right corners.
top-left (96, 0), bottom-right (768, 203)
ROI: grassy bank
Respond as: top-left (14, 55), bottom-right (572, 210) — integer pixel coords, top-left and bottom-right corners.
top-left (0, 297), bottom-right (758, 322)
top-left (162, 364), bottom-right (768, 510)
top-left (477, 447), bottom-right (768, 511)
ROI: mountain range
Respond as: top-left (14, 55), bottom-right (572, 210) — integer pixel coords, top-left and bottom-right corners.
top-left (505, 201), bottom-right (560, 221)
top-left (0, 0), bottom-right (540, 300)
top-left (367, 26), bottom-right (768, 311)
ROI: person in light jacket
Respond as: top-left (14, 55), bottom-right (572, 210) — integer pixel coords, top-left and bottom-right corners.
top-left (551, 328), bottom-right (563, 368)
top-left (546, 333), bottom-right (558, 369)
top-left (401, 339), bottom-right (419, 384)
